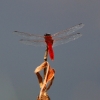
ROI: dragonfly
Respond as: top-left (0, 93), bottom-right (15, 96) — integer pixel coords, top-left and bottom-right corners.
top-left (13, 23), bottom-right (84, 60)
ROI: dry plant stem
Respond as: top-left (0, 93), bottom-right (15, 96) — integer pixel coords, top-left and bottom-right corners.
top-left (34, 61), bottom-right (47, 88)
top-left (35, 61), bottom-right (55, 100)
top-left (46, 76), bottom-right (54, 91)
top-left (35, 46), bottom-right (55, 100)
top-left (39, 62), bottom-right (49, 98)
top-left (39, 62), bottom-right (55, 99)
top-left (44, 46), bottom-right (48, 61)
top-left (37, 93), bottom-right (50, 100)
top-left (36, 72), bottom-right (43, 88)
top-left (44, 46), bottom-right (48, 78)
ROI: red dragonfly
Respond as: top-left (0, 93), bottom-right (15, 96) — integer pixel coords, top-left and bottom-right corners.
top-left (14, 23), bottom-right (84, 60)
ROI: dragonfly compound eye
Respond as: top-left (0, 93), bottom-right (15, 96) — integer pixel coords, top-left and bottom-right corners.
top-left (44, 33), bottom-right (51, 36)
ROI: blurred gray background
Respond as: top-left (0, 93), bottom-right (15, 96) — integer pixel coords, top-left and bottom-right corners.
top-left (0, 0), bottom-right (100, 100)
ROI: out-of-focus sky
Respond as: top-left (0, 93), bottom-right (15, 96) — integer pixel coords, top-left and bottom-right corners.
top-left (0, 0), bottom-right (100, 100)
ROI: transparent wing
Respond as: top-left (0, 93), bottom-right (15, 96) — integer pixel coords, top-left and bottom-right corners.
top-left (13, 31), bottom-right (46, 47)
top-left (13, 31), bottom-right (44, 40)
top-left (13, 23), bottom-right (84, 47)
top-left (20, 39), bottom-right (46, 47)
top-left (52, 23), bottom-right (84, 38)
top-left (53, 33), bottom-right (82, 47)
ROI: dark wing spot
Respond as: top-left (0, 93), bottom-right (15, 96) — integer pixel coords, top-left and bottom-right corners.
top-left (14, 31), bottom-right (18, 32)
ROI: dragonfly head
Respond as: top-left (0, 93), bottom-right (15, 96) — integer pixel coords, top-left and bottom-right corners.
top-left (44, 33), bottom-right (51, 36)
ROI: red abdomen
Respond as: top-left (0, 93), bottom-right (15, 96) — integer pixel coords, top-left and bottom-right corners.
top-left (48, 44), bottom-right (54, 60)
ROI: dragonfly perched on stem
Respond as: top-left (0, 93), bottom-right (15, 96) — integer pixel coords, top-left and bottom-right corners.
top-left (13, 23), bottom-right (84, 60)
